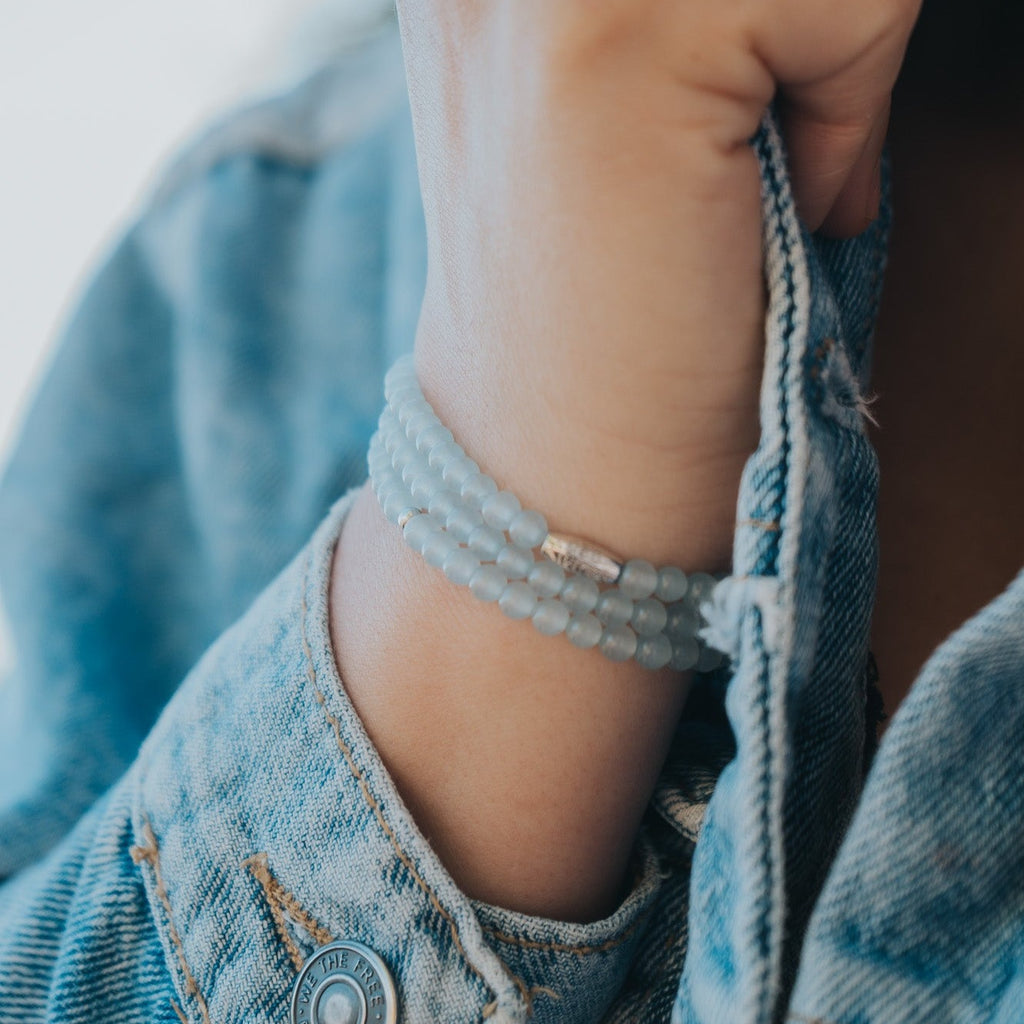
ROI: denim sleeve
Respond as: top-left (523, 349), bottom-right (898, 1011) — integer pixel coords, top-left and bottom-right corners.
top-left (0, 493), bottom-right (669, 1024)
top-left (136, 494), bottom-right (668, 1023)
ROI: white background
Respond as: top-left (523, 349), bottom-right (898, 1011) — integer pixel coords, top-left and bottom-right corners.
top-left (0, 0), bottom-right (320, 466)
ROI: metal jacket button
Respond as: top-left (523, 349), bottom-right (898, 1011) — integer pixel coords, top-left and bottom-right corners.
top-left (291, 941), bottom-right (398, 1024)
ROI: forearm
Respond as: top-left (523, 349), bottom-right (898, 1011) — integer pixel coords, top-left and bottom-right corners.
top-left (328, 0), bottom-right (916, 924)
top-left (327, 9), bottom-right (765, 927)
top-left (330, 475), bottom-right (723, 924)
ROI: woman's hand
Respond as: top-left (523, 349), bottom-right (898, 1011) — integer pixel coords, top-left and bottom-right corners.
top-left (399, 0), bottom-right (920, 570)
top-left (332, 0), bottom-right (920, 923)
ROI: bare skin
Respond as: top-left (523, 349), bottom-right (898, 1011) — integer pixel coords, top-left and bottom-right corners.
top-left (330, 0), bottom-right (920, 924)
top-left (871, 99), bottom-right (1024, 720)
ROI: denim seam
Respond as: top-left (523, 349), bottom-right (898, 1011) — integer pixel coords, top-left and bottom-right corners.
top-left (480, 911), bottom-right (646, 957)
top-left (130, 817), bottom-right (213, 1024)
top-left (243, 852), bottom-right (334, 972)
top-left (759, 117), bottom-right (796, 579)
top-left (299, 559), bottom-right (489, 990)
top-left (754, 115), bottom-right (800, 1021)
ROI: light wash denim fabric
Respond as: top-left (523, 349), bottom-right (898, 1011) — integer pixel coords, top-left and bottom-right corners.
top-left (1, 7), bottom-right (1022, 1024)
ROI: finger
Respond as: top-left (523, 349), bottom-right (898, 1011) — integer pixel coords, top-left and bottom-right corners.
top-left (818, 98), bottom-right (889, 237)
top-left (753, 0), bottom-right (919, 230)
top-left (780, 95), bottom-right (888, 232)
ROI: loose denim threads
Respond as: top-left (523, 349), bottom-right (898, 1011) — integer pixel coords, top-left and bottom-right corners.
top-left (481, 980), bottom-right (559, 1019)
top-left (299, 560), bottom-right (490, 992)
top-left (130, 818), bottom-right (212, 1024)
top-left (243, 853), bottom-right (334, 972)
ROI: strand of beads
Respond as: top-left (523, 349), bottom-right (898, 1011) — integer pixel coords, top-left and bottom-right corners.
top-left (367, 355), bottom-right (726, 672)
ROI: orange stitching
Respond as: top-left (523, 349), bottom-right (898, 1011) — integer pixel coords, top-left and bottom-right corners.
top-left (300, 576), bottom-right (485, 985)
top-left (130, 819), bottom-right (212, 1024)
top-left (242, 853), bottom-right (333, 972)
top-left (511, 974), bottom-right (560, 1015)
top-left (737, 518), bottom-right (782, 532)
top-left (481, 912), bottom-right (645, 957)
top-left (170, 999), bottom-right (188, 1024)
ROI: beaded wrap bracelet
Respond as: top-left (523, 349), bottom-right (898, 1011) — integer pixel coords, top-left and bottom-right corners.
top-left (367, 355), bottom-right (726, 672)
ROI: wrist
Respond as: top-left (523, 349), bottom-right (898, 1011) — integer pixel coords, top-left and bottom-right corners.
top-left (413, 311), bottom-right (760, 572)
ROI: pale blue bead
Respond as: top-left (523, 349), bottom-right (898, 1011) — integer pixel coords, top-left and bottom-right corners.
top-left (409, 472), bottom-right (442, 506)
top-left (377, 485), bottom-right (406, 517)
top-left (428, 439), bottom-right (462, 470)
top-left (496, 545), bottom-right (533, 579)
top-left (445, 505), bottom-right (480, 543)
top-left (498, 581), bottom-right (536, 620)
top-left (560, 576), bottom-right (599, 613)
top-left (686, 572), bottom-right (717, 613)
top-left (666, 602), bottom-right (700, 638)
top-left (696, 645), bottom-right (725, 673)
top-left (367, 449), bottom-right (391, 477)
top-left (599, 625), bottom-right (638, 662)
top-left (372, 467), bottom-right (400, 494)
top-left (636, 634), bottom-right (673, 670)
top-left (655, 567), bottom-right (689, 603)
top-left (402, 512), bottom-right (442, 553)
top-left (392, 441), bottom-right (419, 471)
top-left (527, 561), bottom-right (565, 598)
top-left (427, 488), bottom-right (459, 520)
top-left (384, 383), bottom-right (415, 409)
top-left (368, 447), bottom-right (389, 475)
top-left (566, 613), bottom-right (602, 649)
top-left (461, 472), bottom-right (499, 505)
top-left (381, 401), bottom-right (402, 431)
top-left (618, 559), bottom-right (658, 600)
top-left (442, 455), bottom-right (478, 488)
top-left (405, 410), bottom-right (437, 440)
top-left (422, 532), bottom-right (458, 569)
top-left (384, 367), bottom-right (416, 398)
top-left (397, 399), bottom-right (430, 428)
top-left (442, 547), bottom-right (479, 585)
top-left (415, 423), bottom-right (453, 453)
top-left (383, 491), bottom-right (414, 524)
top-left (595, 590), bottom-right (633, 628)
top-left (469, 565), bottom-right (508, 602)
top-left (631, 598), bottom-right (668, 636)
top-left (670, 635), bottom-right (700, 671)
top-left (482, 491), bottom-right (522, 530)
top-left (384, 370), bottom-right (415, 394)
top-left (532, 599), bottom-right (570, 636)
top-left (371, 471), bottom-right (397, 500)
top-left (468, 524), bottom-right (505, 559)
top-left (388, 391), bottom-right (414, 417)
top-left (508, 509), bottom-right (548, 550)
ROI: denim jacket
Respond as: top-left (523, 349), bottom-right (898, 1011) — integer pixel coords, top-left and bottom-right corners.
top-left (2, 8), bottom-right (1023, 1024)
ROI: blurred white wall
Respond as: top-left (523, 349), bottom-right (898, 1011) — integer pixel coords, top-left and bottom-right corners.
top-left (0, 0), bottom-right (324, 465)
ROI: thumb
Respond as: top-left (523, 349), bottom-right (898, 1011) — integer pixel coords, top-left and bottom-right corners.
top-left (752, 0), bottom-right (921, 235)
top-left (780, 91), bottom-right (891, 237)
